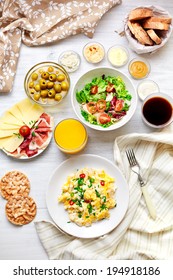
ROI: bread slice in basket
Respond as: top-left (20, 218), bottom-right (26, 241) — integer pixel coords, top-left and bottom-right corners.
top-left (147, 29), bottom-right (162, 45)
top-left (129, 8), bottom-right (153, 21)
top-left (128, 21), bottom-right (154, 46)
top-left (143, 20), bottom-right (169, 31)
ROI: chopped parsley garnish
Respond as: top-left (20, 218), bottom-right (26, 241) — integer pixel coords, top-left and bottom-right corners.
top-left (77, 178), bottom-right (84, 187)
top-left (88, 177), bottom-right (95, 188)
top-left (102, 196), bottom-right (106, 203)
top-left (13, 132), bottom-right (22, 139)
top-left (95, 189), bottom-right (100, 197)
top-left (78, 213), bottom-right (82, 218)
top-left (100, 204), bottom-right (107, 211)
top-left (87, 203), bottom-right (93, 214)
top-left (32, 131), bottom-right (36, 137)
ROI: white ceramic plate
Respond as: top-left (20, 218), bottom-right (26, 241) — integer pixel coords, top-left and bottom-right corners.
top-left (2, 132), bottom-right (52, 160)
top-left (46, 154), bottom-right (129, 238)
top-left (71, 67), bottom-right (137, 131)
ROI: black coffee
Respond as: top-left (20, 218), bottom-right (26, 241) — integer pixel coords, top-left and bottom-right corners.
top-left (143, 97), bottom-right (172, 126)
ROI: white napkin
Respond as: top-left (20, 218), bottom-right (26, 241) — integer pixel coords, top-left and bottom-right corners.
top-left (35, 124), bottom-right (173, 259)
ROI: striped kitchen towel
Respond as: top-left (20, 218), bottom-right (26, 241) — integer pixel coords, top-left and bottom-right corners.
top-left (35, 124), bottom-right (173, 259)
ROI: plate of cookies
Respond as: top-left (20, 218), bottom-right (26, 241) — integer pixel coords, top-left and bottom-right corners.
top-left (124, 5), bottom-right (172, 54)
top-left (0, 170), bottom-right (37, 226)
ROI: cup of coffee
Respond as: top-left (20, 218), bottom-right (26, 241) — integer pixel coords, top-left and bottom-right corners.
top-left (142, 92), bottom-right (173, 128)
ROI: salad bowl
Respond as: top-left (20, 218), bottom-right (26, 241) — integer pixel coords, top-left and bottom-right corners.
top-left (71, 67), bottom-right (137, 131)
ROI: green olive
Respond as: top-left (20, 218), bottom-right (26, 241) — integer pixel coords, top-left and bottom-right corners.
top-left (49, 73), bottom-right (57, 82)
top-left (31, 73), bottom-right (38, 81)
top-left (55, 94), bottom-right (62, 101)
top-left (47, 81), bottom-right (54, 89)
top-left (29, 81), bottom-right (34, 88)
top-left (48, 89), bottom-right (56, 98)
top-left (33, 93), bottom-right (40, 101)
top-left (34, 84), bottom-right (41, 92)
top-left (30, 89), bottom-right (35, 94)
top-left (47, 66), bottom-right (54, 72)
top-left (57, 74), bottom-right (65, 82)
top-left (61, 81), bottom-right (69, 91)
top-left (41, 72), bottom-right (49, 80)
top-left (40, 89), bottom-right (48, 98)
top-left (39, 80), bottom-right (47, 89)
top-left (54, 84), bottom-right (61, 93)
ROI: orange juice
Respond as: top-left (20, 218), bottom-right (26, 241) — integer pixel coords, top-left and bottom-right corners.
top-left (54, 119), bottom-right (88, 154)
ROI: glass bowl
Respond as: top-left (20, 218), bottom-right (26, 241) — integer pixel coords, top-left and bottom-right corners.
top-left (141, 92), bottom-right (173, 128)
top-left (58, 50), bottom-right (81, 73)
top-left (24, 61), bottom-right (70, 107)
top-left (54, 118), bottom-right (88, 154)
top-left (107, 45), bottom-right (129, 67)
top-left (83, 42), bottom-right (105, 64)
top-left (137, 80), bottom-right (159, 101)
top-left (128, 57), bottom-right (150, 79)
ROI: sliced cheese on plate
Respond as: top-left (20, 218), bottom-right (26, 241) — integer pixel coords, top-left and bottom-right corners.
top-left (22, 103), bottom-right (44, 127)
top-left (3, 134), bottom-right (24, 153)
top-left (8, 104), bottom-right (23, 122)
top-left (0, 136), bottom-right (13, 149)
top-left (3, 112), bottom-right (24, 126)
top-left (0, 128), bottom-right (20, 138)
top-left (16, 98), bottom-right (33, 117)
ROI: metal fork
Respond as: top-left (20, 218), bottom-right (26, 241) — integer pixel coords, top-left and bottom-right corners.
top-left (126, 149), bottom-right (156, 220)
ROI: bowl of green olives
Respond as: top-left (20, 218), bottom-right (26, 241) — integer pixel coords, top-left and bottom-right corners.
top-left (24, 62), bottom-right (70, 106)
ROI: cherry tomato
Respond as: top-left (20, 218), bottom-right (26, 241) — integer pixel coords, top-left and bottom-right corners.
top-left (106, 83), bottom-right (115, 93)
top-left (115, 100), bottom-right (124, 112)
top-left (80, 173), bottom-right (86, 179)
top-left (19, 125), bottom-right (31, 137)
top-left (100, 180), bottom-right (105, 186)
top-left (90, 85), bottom-right (98, 95)
top-left (99, 113), bottom-right (111, 124)
top-left (69, 200), bottom-right (75, 206)
top-left (96, 99), bottom-right (106, 112)
top-left (86, 102), bottom-right (97, 114)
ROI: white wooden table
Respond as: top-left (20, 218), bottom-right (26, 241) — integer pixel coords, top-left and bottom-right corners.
top-left (0, 0), bottom-right (172, 259)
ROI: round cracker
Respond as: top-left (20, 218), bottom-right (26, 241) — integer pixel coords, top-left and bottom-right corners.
top-left (0, 170), bottom-right (30, 200)
top-left (5, 195), bottom-right (37, 226)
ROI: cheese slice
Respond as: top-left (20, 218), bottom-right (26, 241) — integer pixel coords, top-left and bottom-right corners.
top-left (0, 123), bottom-right (21, 130)
top-left (3, 134), bottom-right (24, 153)
top-left (0, 128), bottom-right (20, 138)
top-left (3, 112), bottom-right (24, 126)
top-left (8, 104), bottom-right (23, 122)
top-left (22, 103), bottom-right (44, 127)
top-left (16, 98), bottom-right (33, 117)
top-left (0, 136), bottom-right (13, 149)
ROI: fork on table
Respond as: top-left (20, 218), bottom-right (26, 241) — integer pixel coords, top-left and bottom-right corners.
top-left (126, 148), bottom-right (156, 220)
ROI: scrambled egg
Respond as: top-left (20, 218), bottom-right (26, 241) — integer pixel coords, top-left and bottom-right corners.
top-left (58, 168), bottom-right (117, 227)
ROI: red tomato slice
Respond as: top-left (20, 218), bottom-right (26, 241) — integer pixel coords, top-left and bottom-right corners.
top-left (115, 100), bottom-right (124, 112)
top-left (86, 102), bottom-right (97, 114)
top-left (96, 99), bottom-right (106, 112)
top-left (106, 83), bottom-right (115, 93)
top-left (99, 113), bottom-right (111, 124)
top-left (19, 125), bottom-right (31, 137)
top-left (90, 85), bottom-right (98, 95)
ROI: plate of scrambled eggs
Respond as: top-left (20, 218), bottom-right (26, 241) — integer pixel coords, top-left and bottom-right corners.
top-left (46, 154), bottom-right (129, 238)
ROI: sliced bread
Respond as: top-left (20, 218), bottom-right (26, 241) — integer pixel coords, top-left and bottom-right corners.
top-left (145, 16), bottom-right (172, 24)
top-left (143, 20), bottom-right (169, 30)
top-left (128, 21), bottom-right (154, 46)
top-left (129, 8), bottom-right (153, 21)
top-left (147, 29), bottom-right (162, 45)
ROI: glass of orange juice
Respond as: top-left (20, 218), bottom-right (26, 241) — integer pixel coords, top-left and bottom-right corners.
top-left (54, 118), bottom-right (88, 154)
